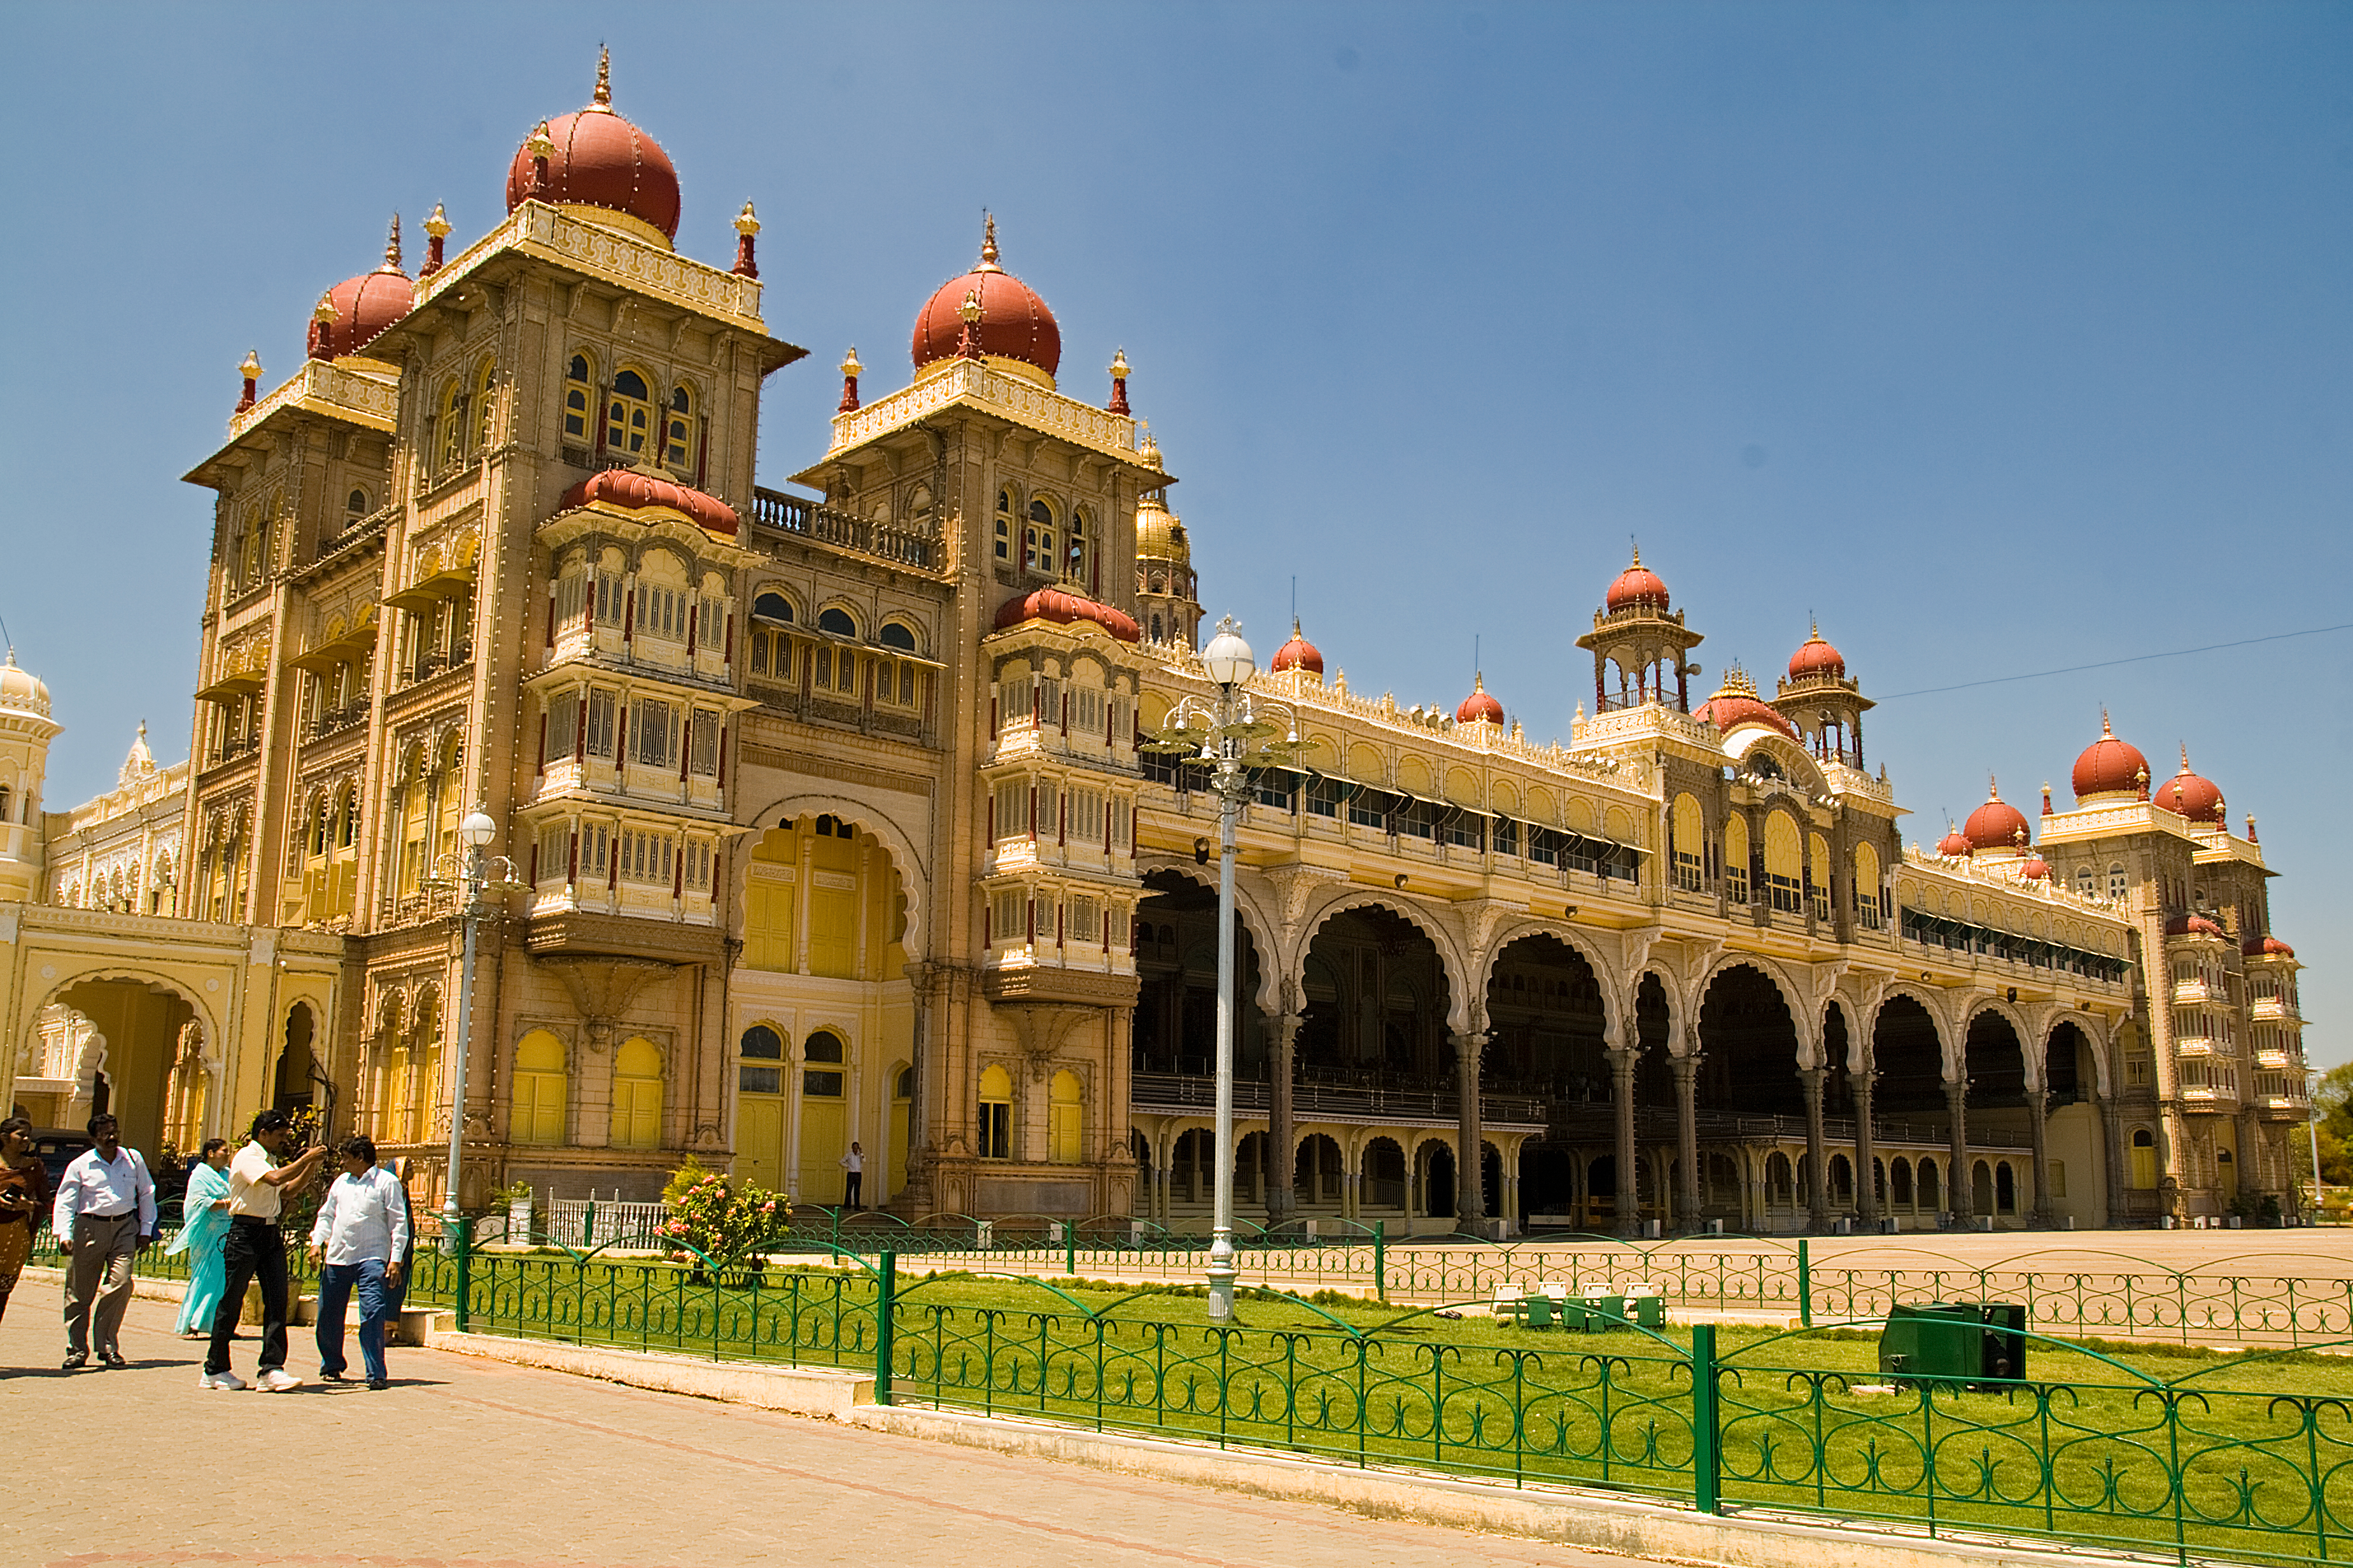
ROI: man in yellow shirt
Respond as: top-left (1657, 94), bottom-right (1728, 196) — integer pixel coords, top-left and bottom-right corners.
top-left (200, 1110), bottom-right (327, 1392)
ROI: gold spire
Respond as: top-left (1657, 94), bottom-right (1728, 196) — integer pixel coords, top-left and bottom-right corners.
top-left (381, 213), bottom-right (403, 272)
top-left (735, 200), bottom-right (761, 237)
top-left (313, 293), bottom-right (339, 324)
top-left (1629, 541), bottom-right (1641, 567)
top-left (839, 346), bottom-right (862, 379)
top-left (526, 120), bottom-right (555, 160)
top-left (592, 45), bottom-right (612, 109)
top-left (1988, 773), bottom-right (2000, 800)
top-left (959, 288), bottom-right (983, 325)
top-left (424, 202), bottom-right (451, 241)
top-left (238, 349), bottom-right (261, 381)
top-left (978, 211), bottom-right (1001, 270)
top-left (2179, 741), bottom-right (2192, 772)
top-left (1108, 347), bottom-right (1130, 379)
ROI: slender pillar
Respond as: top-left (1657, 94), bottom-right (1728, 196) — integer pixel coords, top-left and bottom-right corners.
top-left (1452, 1030), bottom-right (1487, 1233)
top-left (1609, 1044), bottom-right (1639, 1236)
top-left (2028, 1087), bottom-right (2053, 1226)
top-left (1853, 1058), bottom-right (1880, 1227)
top-left (1671, 1052), bottom-right (1701, 1232)
top-left (1266, 1011), bottom-right (1302, 1225)
top-left (1945, 1077), bottom-right (1972, 1228)
top-left (1799, 1066), bottom-right (1830, 1233)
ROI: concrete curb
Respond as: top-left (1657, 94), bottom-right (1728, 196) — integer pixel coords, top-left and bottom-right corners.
top-left (416, 1331), bottom-right (2144, 1568)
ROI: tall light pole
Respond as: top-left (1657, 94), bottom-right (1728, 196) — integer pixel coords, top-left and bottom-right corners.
top-left (1151, 618), bottom-right (1300, 1320)
top-left (437, 811), bottom-right (524, 1253)
top-left (2310, 1067), bottom-right (2328, 1222)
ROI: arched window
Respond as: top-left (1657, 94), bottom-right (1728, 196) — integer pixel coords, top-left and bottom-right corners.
top-left (663, 384), bottom-right (695, 471)
top-left (1764, 1151), bottom-right (1794, 1205)
top-left (1723, 814), bottom-right (1750, 905)
top-left (1890, 1156), bottom-right (1914, 1207)
top-left (878, 621), bottom-right (917, 652)
top-left (475, 360), bottom-right (498, 449)
top-left (612, 1037), bottom-right (663, 1149)
top-left (1917, 1157), bottom-right (1941, 1210)
top-left (563, 354), bottom-right (593, 442)
top-left (753, 591), bottom-right (792, 624)
top-left (345, 488), bottom-right (370, 526)
top-left (2107, 864), bottom-right (2128, 901)
top-left (607, 368), bottom-right (652, 456)
top-left (1048, 1070), bottom-right (1083, 1164)
top-left (436, 378), bottom-right (468, 470)
top-left (1763, 813), bottom-right (1802, 914)
top-left (738, 1024), bottom-right (783, 1094)
top-left (1025, 498), bottom-right (1055, 575)
top-left (1670, 794), bottom-right (1704, 893)
top-left (2075, 866), bottom-right (2095, 896)
top-left (995, 490), bottom-right (1011, 561)
top-left (2130, 1128), bottom-right (2157, 1189)
top-left (977, 1063), bottom-right (1013, 1159)
top-left (1853, 841), bottom-right (1883, 930)
top-left (1067, 506), bottom-right (1093, 586)
top-left (817, 606), bottom-right (857, 638)
top-left (512, 1030), bottom-right (568, 1145)
top-left (1808, 831), bottom-right (1834, 923)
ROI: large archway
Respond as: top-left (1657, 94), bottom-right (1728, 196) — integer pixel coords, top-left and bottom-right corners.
top-left (1871, 994), bottom-right (1949, 1224)
top-left (1483, 934), bottom-right (1607, 1229)
top-left (1963, 1009), bottom-right (2032, 1222)
top-left (1696, 965), bottom-right (1802, 1117)
top-left (1296, 905), bottom-right (1450, 1089)
top-left (1132, 869), bottom-right (1267, 1078)
top-left (38, 977), bottom-right (202, 1161)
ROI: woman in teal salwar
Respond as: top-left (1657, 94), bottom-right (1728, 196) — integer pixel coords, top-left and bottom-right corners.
top-left (167, 1139), bottom-right (233, 1338)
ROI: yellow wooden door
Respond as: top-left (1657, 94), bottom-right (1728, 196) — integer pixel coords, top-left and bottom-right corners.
top-left (738, 1096), bottom-right (785, 1193)
top-left (797, 1090), bottom-right (846, 1205)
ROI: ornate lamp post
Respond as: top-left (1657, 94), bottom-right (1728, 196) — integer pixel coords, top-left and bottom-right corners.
top-left (1149, 618), bottom-right (1300, 1320)
top-left (433, 811), bottom-right (526, 1253)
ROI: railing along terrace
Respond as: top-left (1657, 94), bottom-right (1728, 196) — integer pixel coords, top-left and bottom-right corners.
top-left (1131, 1071), bottom-right (1548, 1126)
top-left (750, 487), bottom-right (937, 570)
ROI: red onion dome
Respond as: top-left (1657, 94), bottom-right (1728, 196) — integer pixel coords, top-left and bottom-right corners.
top-left (2019, 857), bottom-right (2051, 881)
top-left (505, 52), bottom-right (682, 242)
top-left (2244, 934), bottom-right (2296, 958)
top-left (559, 468), bottom-right (738, 536)
top-left (1270, 620), bottom-right (1324, 675)
top-left (1936, 827), bottom-right (1970, 857)
top-left (1603, 547), bottom-right (1669, 612)
top-left (2150, 744), bottom-right (2224, 825)
top-left (1963, 776), bottom-right (2032, 852)
top-left (1694, 666), bottom-right (1799, 740)
top-left (2165, 914), bottom-right (2226, 939)
top-left (1787, 622), bottom-right (1846, 681)
top-left (992, 584), bottom-right (1139, 643)
top-left (911, 215), bottom-right (1061, 377)
top-left (309, 218), bottom-right (413, 360)
top-left (2070, 713), bottom-right (2150, 804)
top-left (1455, 673), bottom-right (1504, 726)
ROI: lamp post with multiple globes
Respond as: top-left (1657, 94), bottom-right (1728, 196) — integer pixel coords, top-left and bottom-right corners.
top-left (433, 811), bottom-right (527, 1253)
top-left (1148, 619), bottom-right (1301, 1320)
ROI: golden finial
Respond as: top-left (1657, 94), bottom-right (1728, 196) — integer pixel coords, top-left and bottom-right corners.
top-left (380, 213), bottom-right (403, 272)
top-left (979, 211), bottom-right (1000, 269)
top-left (2099, 708), bottom-right (2114, 738)
top-left (1629, 540), bottom-right (1641, 566)
top-left (1108, 348), bottom-right (1130, 379)
top-left (526, 120), bottom-right (556, 160)
top-left (2179, 741), bottom-right (2192, 772)
top-left (1988, 773), bottom-right (2000, 800)
top-left (1138, 429), bottom-right (1162, 466)
top-left (313, 293), bottom-right (339, 325)
top-left (239, 349), bottom-right (262, 381)
top-left (959, 288), bottom-right (983, 326)
top-left (424, 202), bottom-right (451, 241)
top-left (839, 346), bottom-right (862, 379)
top-left (593, 45), bottom-right (612, 109)
top-left (735, 200), bottom-right (761, 237)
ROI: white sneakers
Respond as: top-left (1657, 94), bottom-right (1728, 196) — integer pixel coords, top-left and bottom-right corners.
top-left (199, 1368), bottom-right (303, 1392)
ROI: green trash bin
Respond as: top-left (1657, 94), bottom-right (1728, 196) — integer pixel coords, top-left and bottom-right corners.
top-left (1523, 1293), bottom-right (1559, 1330)
top-left (1623, 1291), bottom-right (1665, 1329)
top-left (1578, 1292), bottom-right (1626, 1331)
top-left (1880, 1301), bottom-right (2026, 1389)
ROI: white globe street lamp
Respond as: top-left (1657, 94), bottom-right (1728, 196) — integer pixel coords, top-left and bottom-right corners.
top-left (430, 810), bottom-right (527, 1252)
top-left (1148, 617), bottom-right (1300, 1320)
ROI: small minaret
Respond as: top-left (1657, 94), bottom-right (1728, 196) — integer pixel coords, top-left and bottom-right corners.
top-left (0, 648), bottom-right (62, 905)
top-left (1131, 433), bottom-right (1201, 650)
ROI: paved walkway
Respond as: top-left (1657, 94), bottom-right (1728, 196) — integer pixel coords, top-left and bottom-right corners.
top-left (1, 1278), bottom-right (1639, 1568)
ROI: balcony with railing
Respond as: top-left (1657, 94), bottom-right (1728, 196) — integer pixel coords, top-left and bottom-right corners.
top-left (750, 487), bottom-right (938, 571)
top-left (303, 699), bottom-right (370, 743)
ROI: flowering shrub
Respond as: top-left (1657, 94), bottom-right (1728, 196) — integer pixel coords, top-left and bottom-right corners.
top-left (660, 1158), bottom-right (790, 1272)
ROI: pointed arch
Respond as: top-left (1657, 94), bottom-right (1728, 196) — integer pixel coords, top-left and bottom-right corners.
top-left (1293, 888), bottom-right (1473, 1034)
top-left (737, 791), bottom-right (931, 958)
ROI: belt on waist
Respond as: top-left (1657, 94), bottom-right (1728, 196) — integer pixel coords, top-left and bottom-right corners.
top-left (81, 1210), bottom-right (134, 1221)
top-left (228, 1214), bottom-right (280, 1224)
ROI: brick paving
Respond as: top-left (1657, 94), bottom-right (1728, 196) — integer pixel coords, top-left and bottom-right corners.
top-left (2, 1278), bottom-right (1640, 1568)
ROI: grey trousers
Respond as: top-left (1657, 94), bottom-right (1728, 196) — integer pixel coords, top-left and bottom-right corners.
top-left (63, 1212), bottom-right (139, 1356)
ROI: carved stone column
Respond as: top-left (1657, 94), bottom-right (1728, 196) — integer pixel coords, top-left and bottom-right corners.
top-left (1854, 1058), bottom-right (1880, 1227)
top-left (1671, 1052), bottom-right (1701, 1232)
top-left (1452, 1029), bottom-right (1487, 1231)
top-left (2028, 1088), bottom-right (2053, 1226)
top-left (1608, 1045), bottom-right (1639, 1237)
top-left (1800, 1066), bottom-right (1830, 1233)
top-left (1266, 1011), bottom-right (1302, 1225)
top-left (1945, 1077), bottom-right (1972, 1228)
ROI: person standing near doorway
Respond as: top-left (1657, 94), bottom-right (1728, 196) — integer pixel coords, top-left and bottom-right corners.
top-left (51, 1113), bottom-right (157, 1369)
top-left (839, 1142), bottom-right (864, 1210)
top-left (306, 1137), bottom-right (408, 1390)
top-left (201, 1110), bottom-right (326, 1391)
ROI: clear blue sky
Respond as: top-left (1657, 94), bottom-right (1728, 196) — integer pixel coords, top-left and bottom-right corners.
top-left (4, 4), bottom-right (2346, 1061)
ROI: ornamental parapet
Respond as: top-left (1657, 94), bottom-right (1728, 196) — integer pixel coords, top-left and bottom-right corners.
top-left (827, 359), bottom-right (1149, 469)
top-left (1900, 844), bottom-right (2131, 919)
top-left (422, 199), bottom-right (769, 335)
top-left (227, 356), bottom-right (398, 442)
top-left (1571, 703), bottom-right (1719, 754)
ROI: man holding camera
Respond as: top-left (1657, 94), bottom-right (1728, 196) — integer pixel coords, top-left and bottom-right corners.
top-left (200, 1109), bottom-right (326, 1392)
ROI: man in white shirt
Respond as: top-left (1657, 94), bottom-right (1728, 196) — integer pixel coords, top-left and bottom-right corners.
top-left (306, 1136), bottom-right (409, 1389)
top-left (50, 1113), bottom-right (157, 1370)
top-left (201, 1109), bottom-right (327, 1392)
top-left (839, 1142), bottom-right (864, 1210)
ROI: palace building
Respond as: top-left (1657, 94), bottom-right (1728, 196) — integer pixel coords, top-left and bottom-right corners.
top-left (0, 58), bottom-right (2312, 1232)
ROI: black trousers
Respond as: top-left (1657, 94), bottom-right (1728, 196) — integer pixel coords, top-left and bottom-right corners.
top-left (843, 1172), bottom-right (862, 1208)
top-left (206, 1217), bottom-right (288, 1375)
